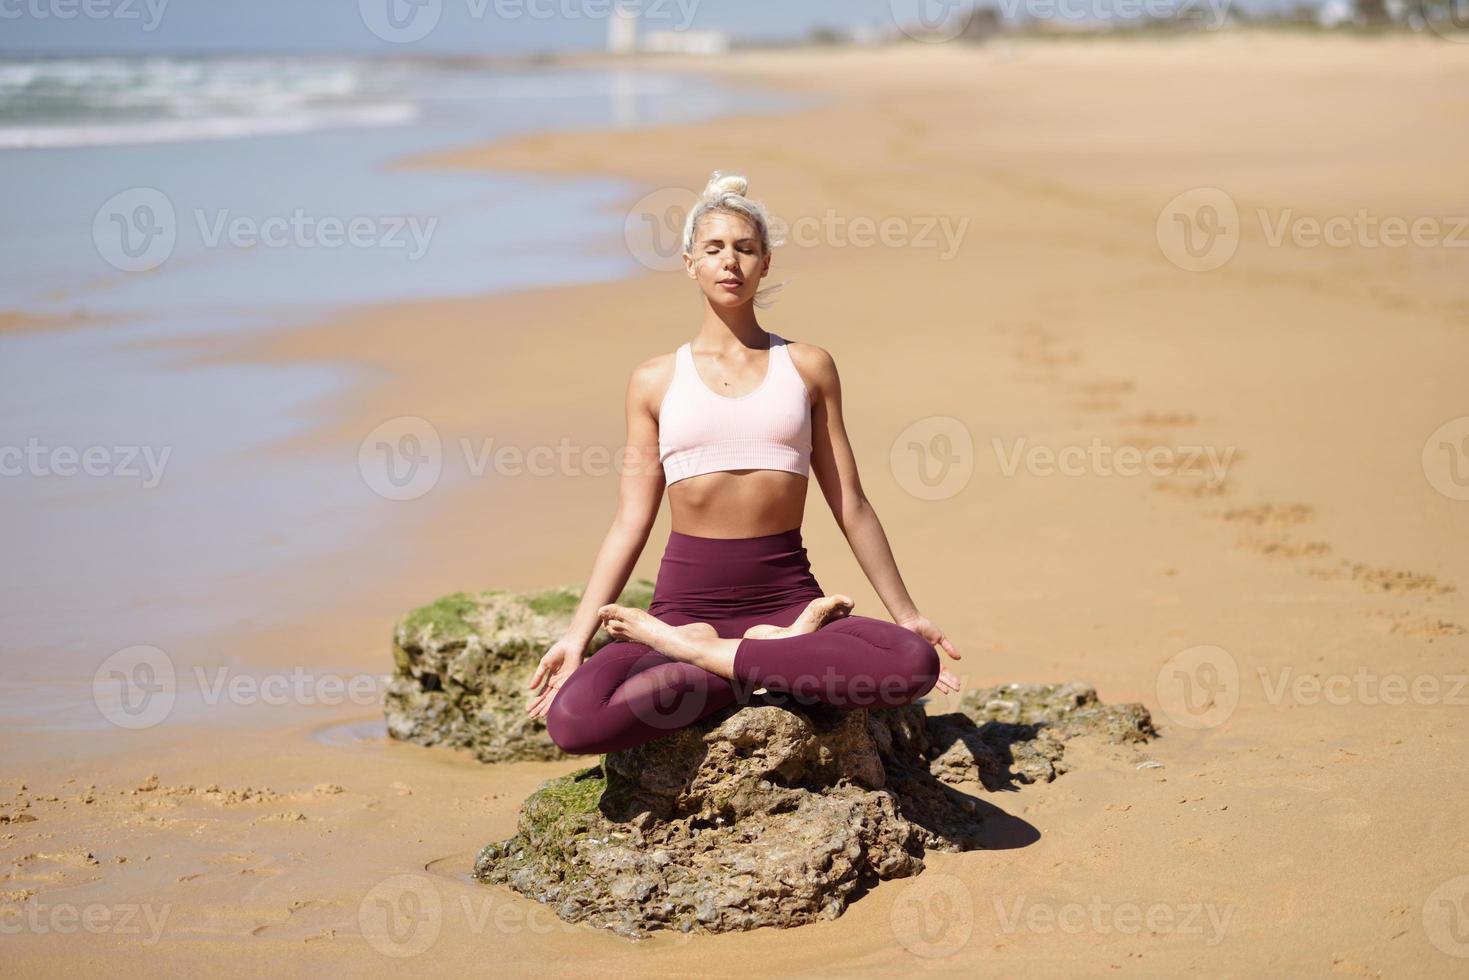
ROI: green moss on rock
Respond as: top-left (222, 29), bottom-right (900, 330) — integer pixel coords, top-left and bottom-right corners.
top-left (384, 580), bottom-right (655, 763)
top-left (400, 591), bottom-right (480, 644)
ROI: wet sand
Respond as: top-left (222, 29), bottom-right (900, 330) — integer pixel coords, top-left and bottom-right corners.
top-left (5, 33), bottom-right (1469, 976)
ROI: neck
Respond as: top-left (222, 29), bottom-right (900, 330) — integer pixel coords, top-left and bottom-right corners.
top-left (696, 301), bottom-right (766, 352)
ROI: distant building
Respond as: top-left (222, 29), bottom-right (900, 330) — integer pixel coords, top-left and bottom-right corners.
top-left (1316, 0), bottom-right (1354, 26)
top-left (642, 29), bottom-right (730, 55)
top-left (847, 21), bottom-right (892, 45)
top-left (608, 4), bottom-right (638, 54)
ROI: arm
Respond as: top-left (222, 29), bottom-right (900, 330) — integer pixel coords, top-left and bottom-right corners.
top-left (527, 356), bottom-right (667, 717)
top-left (801, 343), bottom-right (962, 690)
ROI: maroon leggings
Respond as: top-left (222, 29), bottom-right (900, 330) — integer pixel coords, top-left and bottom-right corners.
top-left (545, 526), bottom-right (940, 755)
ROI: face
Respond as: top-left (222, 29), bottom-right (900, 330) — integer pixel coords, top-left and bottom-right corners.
top-left (684, 209), bottom-right (769, 307)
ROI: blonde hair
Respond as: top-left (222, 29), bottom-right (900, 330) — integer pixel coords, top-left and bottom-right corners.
top-left (682, 170), bottom-right (790, 307)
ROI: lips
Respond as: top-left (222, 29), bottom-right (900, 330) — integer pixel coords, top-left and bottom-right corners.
top-left (719, 278), bottom-right (742, 286)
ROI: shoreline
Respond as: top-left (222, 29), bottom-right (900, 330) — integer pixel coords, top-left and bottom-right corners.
top-left (5, 33), bottom-right (1468, 974)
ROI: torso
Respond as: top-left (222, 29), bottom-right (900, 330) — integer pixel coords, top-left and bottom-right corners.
top-left (654, 334), bottom-right (813, 539)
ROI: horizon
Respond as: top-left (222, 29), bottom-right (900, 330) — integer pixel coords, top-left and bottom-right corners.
top-left (1, 0), bottom-right (1316, 57)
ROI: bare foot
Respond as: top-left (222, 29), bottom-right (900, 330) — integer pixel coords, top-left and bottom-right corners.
top-left (597, 604), bottom-right (716, 663)
top-left (742, 594), bottom-right (854, 640)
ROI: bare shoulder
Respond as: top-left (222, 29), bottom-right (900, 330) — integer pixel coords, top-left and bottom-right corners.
top-left (782, 338), bottom-right (838, 390)
top-left (628, 349), bottom-right (678, 413)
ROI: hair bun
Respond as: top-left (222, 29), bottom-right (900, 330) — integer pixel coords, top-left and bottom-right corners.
top-left (702, 170), bottom-right (748, 201)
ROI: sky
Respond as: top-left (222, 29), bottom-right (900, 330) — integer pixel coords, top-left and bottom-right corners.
top-left (3, 0), bottom-right (923, 54)
top-left (0, 0), bottom-right (1295, 55)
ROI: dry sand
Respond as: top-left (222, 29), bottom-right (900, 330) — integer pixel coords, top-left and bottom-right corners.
top-left (5, 32), bottom-right (1468, 976)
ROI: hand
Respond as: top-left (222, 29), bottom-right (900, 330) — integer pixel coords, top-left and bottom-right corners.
top-left (898, 613), bottom-right (962, 696)
top-left (526, 637), bottom-right (584, 719)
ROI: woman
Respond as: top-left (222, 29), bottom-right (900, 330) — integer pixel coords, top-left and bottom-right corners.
top-left (526, 171), bottom-right (961, 755)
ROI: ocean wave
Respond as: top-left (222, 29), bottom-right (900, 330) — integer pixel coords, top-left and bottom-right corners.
top-left (0, 101), bottom-right (420, 149)
top-left (0, 54), bottom-right (429, 147)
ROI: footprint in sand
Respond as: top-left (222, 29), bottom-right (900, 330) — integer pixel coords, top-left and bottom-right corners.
top-left (249, 898), bottom-right (352, 941)
top-left (4, 849), bottom-right (103, 890)
top-left (1234, 534), bottom-right (1333, 559)
top-left (1215, 502), bottom-right (1314, 527)
top-left (1074, 380), bottom-right (1136, 397)
top-left (1308, 562), bottom-right (1456, 597)
top-left (1367, 610), bottom-right (1466, 640)
top-left (1069, 380), bottom-right (1137, 413)
top-left (1131, 410), bottom-right (1197, 428)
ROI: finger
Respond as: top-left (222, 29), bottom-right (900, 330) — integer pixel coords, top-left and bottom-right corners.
top-left (528, 663), bottom-right (546, 689)
top-left (939, 634), bottom-right (960, 659)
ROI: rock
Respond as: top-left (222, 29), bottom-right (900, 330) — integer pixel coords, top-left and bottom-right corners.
top-left (958, 681), bottom-right (1157, 741)
top-left (474, 699), bottom-right (987, 939)
top-left (943, 682), bottom-right (1158, 788)
top-left (388, 587), bottom-right (1160, 936)
top-left (384, 579), bottom-right (654, 762)
top-left (473, 683), bottom-right (1158, 938)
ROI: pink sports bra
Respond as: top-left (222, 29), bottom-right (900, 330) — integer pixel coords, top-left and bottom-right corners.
top-left (657, 332), bottom-right (813, 486)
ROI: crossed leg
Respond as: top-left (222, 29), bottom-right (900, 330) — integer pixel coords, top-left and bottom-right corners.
top-left (598, 597), bottom-right (940, 710)
top-left (544, 595), bottom-right (855, 755)
top-left (543, 639), bottom-right (741, 755)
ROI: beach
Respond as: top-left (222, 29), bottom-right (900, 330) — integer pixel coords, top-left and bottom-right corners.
top-left (4, 32), bottom-right (1469, 976)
